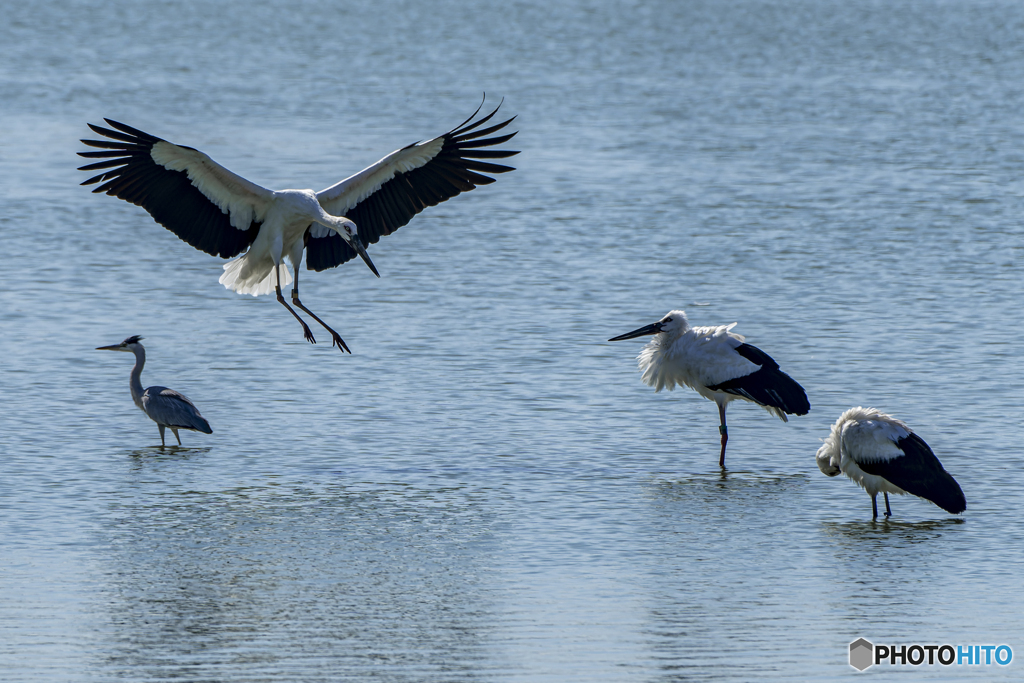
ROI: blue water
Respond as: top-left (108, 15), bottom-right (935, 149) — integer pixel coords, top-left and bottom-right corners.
top-left (2, 0), bottom-right (1023, 680)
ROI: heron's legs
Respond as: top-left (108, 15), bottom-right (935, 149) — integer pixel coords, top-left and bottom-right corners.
top-left (274, 264), bottom-right (316, 344)
top-left (170, 428), bottom-right (181, 446)
top-left (158, 424), bottom-right (166, 448)
top-left (718, 403), bottom-right (729, 468)
top-left (872, 494), bottom-right (878, 519)
top-left (290, 264), bottom-right (351, 353)
top-left (884, 492), bottom-right (892, 517)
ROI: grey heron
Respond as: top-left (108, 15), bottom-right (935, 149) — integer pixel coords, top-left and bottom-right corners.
top-left (78, 99), bottom-right (519, 352)
top-left (816, 407), bottom-right (966, 518)
top-left (96, 335), bottom-right (213, 447)
top-left (609, 309), bottom-right (810, 467)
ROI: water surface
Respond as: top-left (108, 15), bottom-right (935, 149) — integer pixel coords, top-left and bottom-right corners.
top-left (1, 0), bottom-right (1023, 680)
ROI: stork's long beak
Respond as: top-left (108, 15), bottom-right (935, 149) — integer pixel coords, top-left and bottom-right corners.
top-left (96, 344), bottom-right (121, 351)
top-left (608, 321), bottom-right (664, 342)
top-left (353, 238), bottom-right (380, 278)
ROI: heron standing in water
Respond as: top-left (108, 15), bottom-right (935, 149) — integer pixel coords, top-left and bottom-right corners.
top-left (96, 335), bottom-right (212, 447)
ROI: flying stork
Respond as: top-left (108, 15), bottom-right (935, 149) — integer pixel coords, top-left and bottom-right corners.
top-left (609, 309), bottom-right (810, 467)
top-left (816, 406), bottom-right (966, 518)
top-left (96, 335), bottom-right (213, 447)
top-left (78, 100), bottom-right (519, 352)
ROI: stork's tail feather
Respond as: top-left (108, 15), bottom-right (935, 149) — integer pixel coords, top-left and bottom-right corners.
top-left (219, 254), bottom-right (291, 296)
top-left (928, 473), bottom-right (967, 514)
top-left (761, 369), bottom-right (811, 418)
top-left (708, 368), bottom-right (810, 421)
top-left (887, 440), bottom-right (967, 514)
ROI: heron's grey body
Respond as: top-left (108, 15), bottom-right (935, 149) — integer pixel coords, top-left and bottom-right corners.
top-left (98, 336), bottom-right (212, 446)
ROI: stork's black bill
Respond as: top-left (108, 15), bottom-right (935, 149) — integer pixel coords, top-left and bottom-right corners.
top-left (609, 321), bottom-right (664, 342)
top-left (354, 239), bottom-right (380, 278)
top-left (78, 98), bottom-right (519, 351)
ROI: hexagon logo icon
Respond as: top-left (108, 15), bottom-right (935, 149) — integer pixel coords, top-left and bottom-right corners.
top-left (849, 638), bottom-right (874, 671)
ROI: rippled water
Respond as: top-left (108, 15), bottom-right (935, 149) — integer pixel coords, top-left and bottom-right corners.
top-left (2, 0), bottom-right (1023, 680)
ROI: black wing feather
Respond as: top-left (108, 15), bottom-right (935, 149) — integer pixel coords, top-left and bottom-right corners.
top-left (706, 343), bottom-right (810, 416)
top-left (306, 105), bottom-right (520, 272)
top-left (859, 434), bottom-right (967, 514)
top-left (78, 121), bottom-right (259, 259)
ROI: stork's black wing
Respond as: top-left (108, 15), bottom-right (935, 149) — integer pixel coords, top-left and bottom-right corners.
top-left (306, 101), bottom-right (519, 271)
top-left (859, 433), bottom-right (967, 513)
top-left (706, 344), bottom-right (810, 416)
top-left (78, 120), bottom-right (270, 259)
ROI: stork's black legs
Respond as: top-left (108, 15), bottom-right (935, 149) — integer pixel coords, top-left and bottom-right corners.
top-left (287, 261), bottom-right (350, 353)
top-left (718, 403), bottom-right (728, 468)
top-left (291, 291), bottom-right (351, 353)
top-left (274, 265), bottom-right (316, 344)
top-left (871, 494), bottom-right (891, 519)
top-left (171, 428), bottom-right (182, 446)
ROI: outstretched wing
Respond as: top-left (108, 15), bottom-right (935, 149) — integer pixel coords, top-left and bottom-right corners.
top-left (78, 120), bottom-right (273, 259)
top-left (305, 100), bottom-right (519, 271)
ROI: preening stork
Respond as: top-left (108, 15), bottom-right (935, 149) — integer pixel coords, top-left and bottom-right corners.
top-left (609, 309), bottom-right (810, 467)
top-left (816, 407), bottom-right (966, 518)
top-left (96, 335), bottom-right (213, 447)
top-left (78, 100), bottom-right (519, 352)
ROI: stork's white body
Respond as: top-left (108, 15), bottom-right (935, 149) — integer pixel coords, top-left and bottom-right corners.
top-left (146, 135), bottom-right (447, 295)
top-left (816, 407), bottom-right (967, 518)
top-left (816, 407), bottom-right (912, 499)
top-left (638, 321), bottom-right (780, 416)
top-left (218, 189), bottom-right (345, 296)
top-left (79, 102), bottom-right (518, 351)
top-left (610, 310), bottom-right (809, 467)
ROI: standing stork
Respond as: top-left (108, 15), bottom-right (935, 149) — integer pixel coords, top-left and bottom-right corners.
top-left (96, 335), bottom-right (213, 447)
top-left (816, 407), bottom-right (966, 518)
top-left (609, 309), bottom-right (809, 467)
top-left (78, 99), bottom-right (519, 352)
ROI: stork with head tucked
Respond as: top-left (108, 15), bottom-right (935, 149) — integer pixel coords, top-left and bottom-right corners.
top-left (816, 407), bottom-right (966, 518)
top-left (609, 309), bottom-right (809, 467)
top-left (96, 336), bottom-right (213, 447)
top-left (78, 99), bottom-right (519, 352)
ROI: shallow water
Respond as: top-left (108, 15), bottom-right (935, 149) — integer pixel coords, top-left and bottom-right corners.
top-left (2, 0), bottom-right (1023, 680)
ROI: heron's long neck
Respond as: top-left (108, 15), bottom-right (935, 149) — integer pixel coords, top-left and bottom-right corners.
top-left (129, 347), bottom-right (146, 408)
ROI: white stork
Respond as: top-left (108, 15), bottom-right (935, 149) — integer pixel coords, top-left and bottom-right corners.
top-left (816, 407), bottom-right (967, 518)
top-left (78, 100), bottom-right (519, 352)
top-left (609, 309), bottom-right (810, 467)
